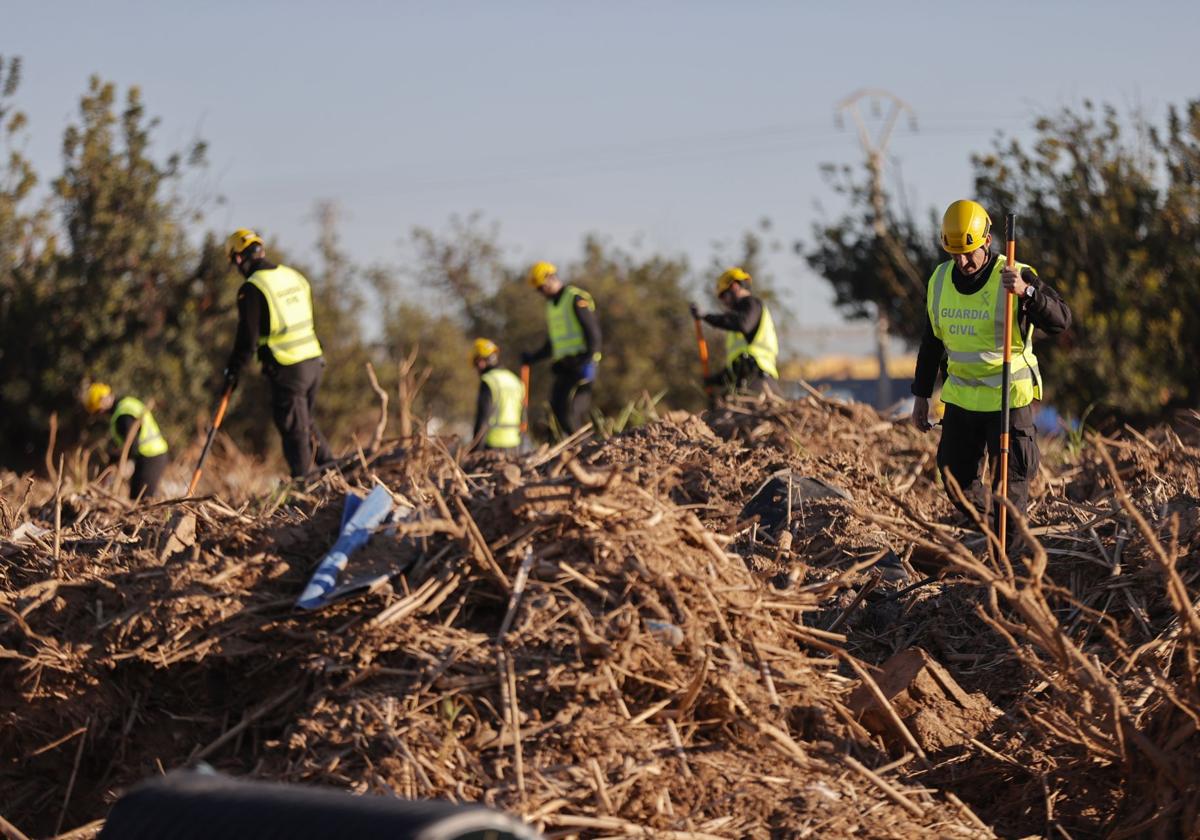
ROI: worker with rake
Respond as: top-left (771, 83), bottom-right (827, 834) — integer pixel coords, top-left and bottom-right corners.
top-left (221, 229), bottom-right (336, 478)
top-left (470, 338), bottom-right (525, 452)
top-left (911, 200), bottom-right (1071, 533)
top-left (691, 267), bottom-right (779, 395)
top-left (520, 261), bottom-right (602, 436)
top-left (83, 383), bottom-right (170, 500)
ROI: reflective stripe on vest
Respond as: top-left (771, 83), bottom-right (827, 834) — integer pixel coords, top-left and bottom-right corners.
top-left (481, 368), bottom-right (525, 449)
top-left (110, 396), bottom-right (169, 458)
top-left (247, 265), bottom-right (324, 366)
top-left (927, 256), bottom-right (1042, 412)
top-left (546, 286), bottom-right (595, 361)
top-left (724, 300), bottom-right (779, 379)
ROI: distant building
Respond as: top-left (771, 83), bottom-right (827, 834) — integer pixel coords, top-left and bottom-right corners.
top-left (779, 353), bottom-right (1063, 435)
top-left (779, 354), bottom-right (917, 410)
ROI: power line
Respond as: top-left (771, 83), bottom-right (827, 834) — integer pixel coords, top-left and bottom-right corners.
top-left (835, 89), bottom-right (916, 408)
top-left (237, 115), bottom-right (1019, 199)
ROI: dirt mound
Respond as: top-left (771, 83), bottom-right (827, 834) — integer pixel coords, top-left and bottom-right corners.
top-left (3, 393), bottom-right (1200, 838)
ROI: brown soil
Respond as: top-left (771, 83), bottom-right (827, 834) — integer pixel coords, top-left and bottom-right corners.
top-left (2, 393), bottom-right (1199, 839)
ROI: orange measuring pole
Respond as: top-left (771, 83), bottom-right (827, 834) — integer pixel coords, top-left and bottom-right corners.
top-left (998, 213), bottom-right (1017, 550)
top-left (187, 387), bottom-right (232, 497)
top-left (693, 315), bottom-right (712, 402)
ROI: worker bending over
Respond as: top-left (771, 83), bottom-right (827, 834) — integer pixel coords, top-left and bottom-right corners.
top-left (84, 383), bottom-right (169, 500)
top-left (691, 267), bottom-right (778, 394)
top-left (520, 262), bottom-right (602, 436)
top-left (470, 338), bottom-right (525, 452)
top-left (911, 200), bottom-right (1072, 527)
top-left (223, 229), bottom-right (335, 477)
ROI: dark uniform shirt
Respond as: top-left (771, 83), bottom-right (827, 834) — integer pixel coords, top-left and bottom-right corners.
top-left (702, 295), bottom-right (763, 341)
top-left (224, 257), bottom-right (279, 377)
top-left (911, 253), bottom-right (1072, 399)
top-left (473, 364), bottom-right (497, 442)
top-left (527, 286), bottom-right (603, 366)
top-left (113, 409), bottom-right (136, 444)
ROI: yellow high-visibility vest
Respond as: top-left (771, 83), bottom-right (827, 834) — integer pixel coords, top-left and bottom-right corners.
top-left (725, 301), bottom-right (779, 379)
top-left (247, 265), bottom-right (323, 366)
top-left (927, 256), bottom-right (1041, 412)
top-left (110, 396), bottom-right (169, 458)
top-left (481, 368), bottom-right (525, 449)
top-left (546, 285), bottom-right (595, 361)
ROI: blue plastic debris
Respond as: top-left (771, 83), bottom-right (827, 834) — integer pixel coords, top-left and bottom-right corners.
top-left (296, 484), bottom-right (394, 611)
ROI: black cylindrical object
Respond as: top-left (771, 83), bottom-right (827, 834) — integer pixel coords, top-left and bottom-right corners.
top-left (99, 770), bottom-right (542, 840)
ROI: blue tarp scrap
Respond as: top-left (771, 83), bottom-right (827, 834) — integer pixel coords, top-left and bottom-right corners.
top-left (295, 484), bottom-right (394, 611)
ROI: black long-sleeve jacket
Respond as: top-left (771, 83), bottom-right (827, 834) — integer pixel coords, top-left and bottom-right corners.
top-left (911, 253), bottom-right (1072, 399)
top-left (224, 257), bottom-right (278, 377)
top-left (472, 366), bottom-right (496, 443)
top-left (702, 295), bottom-right (763, 341)
top-left (113, 406), bottom-right (136, 447)
top-left (527, 286), bottom-right (603, 375)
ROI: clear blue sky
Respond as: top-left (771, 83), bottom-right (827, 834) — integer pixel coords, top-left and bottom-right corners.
top-left (8, 0), bottom-right (1200, 350)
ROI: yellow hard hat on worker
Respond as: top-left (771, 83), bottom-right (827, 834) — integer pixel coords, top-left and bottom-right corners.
top-left (471, 337), bottom-right (500, 363)
top-left (226, 228), bottom-right (264, 260)
top-left (83, 382), bottom-right (112, 414)
top-left (716, 267), bottom-right (751, 296)
top-left (526, 261), bottom-right (557, 288)
top-left (940, 200), bottom-right (992, 254)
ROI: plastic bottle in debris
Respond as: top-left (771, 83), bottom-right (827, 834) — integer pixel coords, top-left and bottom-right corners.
top-left (645, 619), bottom-right (684, 647)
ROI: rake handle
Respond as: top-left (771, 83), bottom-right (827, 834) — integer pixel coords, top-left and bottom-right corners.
top-left (999, 213), bottom-right (1016, 549)
top-left (693, 316), bottom-right (711, 379)
top-left (187, 387), bottom-right (232, 497)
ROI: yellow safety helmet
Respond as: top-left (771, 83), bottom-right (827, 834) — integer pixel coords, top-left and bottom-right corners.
top-left (716, 267), bottom-right (751, 296)
top-left (471, 337), bottom-right (500, 363)
top-left (226, 228), bottom-right (265, 260)
top-left (84, 382), bottom-right (112, 414)
top-left (940, 200), bottom-right (992, 254)
top-left (527, 261), bottom-right (558, 288)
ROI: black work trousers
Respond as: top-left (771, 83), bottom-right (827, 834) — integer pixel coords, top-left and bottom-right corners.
top-left (549, 374), bottom-right (592, 436)
top-left (130, 452), bottom-right (168, 500)
top-left (706, 356), bottom-right (774, 396)
top-left (937, 402), bottom-right (1039, 526)
top-left (267, 357), bottom-right (335, 477)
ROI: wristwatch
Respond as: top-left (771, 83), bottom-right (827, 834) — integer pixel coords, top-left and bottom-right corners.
top-left (1023, 284), bottom-right (1036, 300)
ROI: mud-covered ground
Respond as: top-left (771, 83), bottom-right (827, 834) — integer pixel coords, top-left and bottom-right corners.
top-left (3, 394), bottom-right (1199, 838)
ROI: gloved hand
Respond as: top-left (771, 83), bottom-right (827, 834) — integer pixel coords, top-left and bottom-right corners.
top-left (579, 357), bottom-right (597, 383)
top-left (222, 367), bottom-right (239, 394)
top-left (689, 302), bottom-right (702, 320)
top-left (519, 351), bottom-right (536, 366)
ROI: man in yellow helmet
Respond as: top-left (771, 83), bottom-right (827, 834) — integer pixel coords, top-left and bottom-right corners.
top-left (911, 200), bottom-right (1072, 527)
top-left (222, 229), bottom-right (335, 477)
top-left (470, 338), bottom-right (525, 452)
top-left (519, 261), bottom-right (602, 435)
top-left (690, 267), bottom-right (779, 394)
top-left (83, 383), bottom-right (170, 500)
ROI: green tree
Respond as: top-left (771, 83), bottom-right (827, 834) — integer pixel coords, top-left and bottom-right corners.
top-left (0, 71), bottom-right (376, 470)
top-left (49, 77), bottom-right (215, 457)
top-left (569, 235), bottom-right (700, 417)
top-left (801, 163), bottom-right (939, 344)
top-left (805, 99), bottom-right (1200, 421)
top-left (374, 216), bottom-right (708, 439)
top-left (0, 74), bottom-right (217, 465)
top-left (707, 217), bottom-right (778, 291)
top-left (972, 101), bottom-right (1187, 418)
top-left (0, 56), bottom-right (56, 461)
top-left (303, 200), bottom-right (379, 448)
